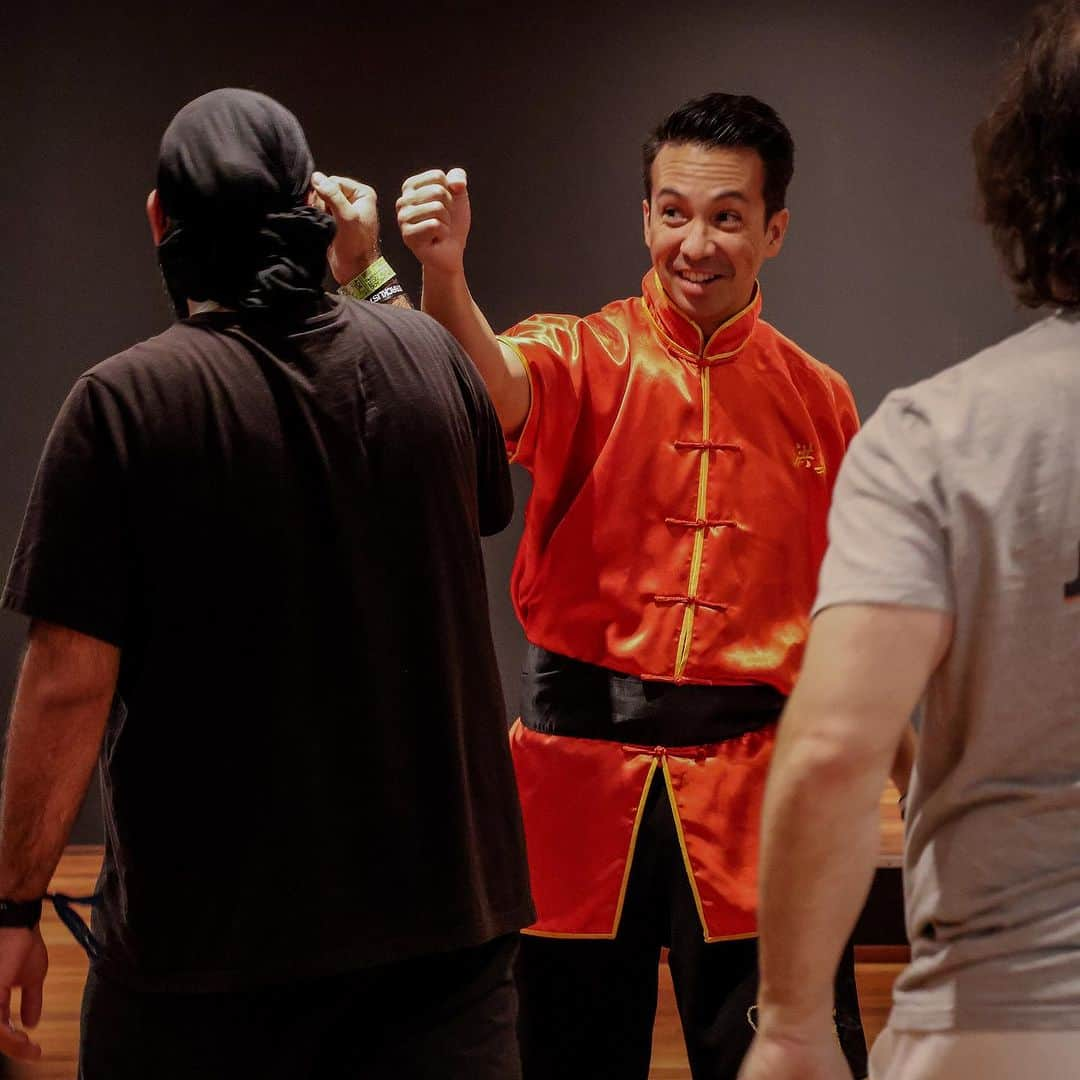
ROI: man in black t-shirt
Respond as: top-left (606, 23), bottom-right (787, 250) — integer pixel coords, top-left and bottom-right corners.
top-left (0, 88), bottom-right (532, 1078)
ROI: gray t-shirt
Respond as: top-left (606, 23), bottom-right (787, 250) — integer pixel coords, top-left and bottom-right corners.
top-left (814, 312), bottom-right (1080, 1032)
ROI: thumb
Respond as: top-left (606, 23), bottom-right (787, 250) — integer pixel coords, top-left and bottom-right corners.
top-left (446, 167), bottom-right (468, 195)
top-left (311, 172), bottom-right (352, 221)
top-left (20, 938), bottom-right (47, 1029)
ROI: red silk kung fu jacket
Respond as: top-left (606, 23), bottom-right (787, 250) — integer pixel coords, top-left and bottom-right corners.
top-left (499, 271), bottom-right (859, 940)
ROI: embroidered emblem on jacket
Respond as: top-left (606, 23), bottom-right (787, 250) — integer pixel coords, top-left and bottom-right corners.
top-left (793, 443), bottom-right (826, 477)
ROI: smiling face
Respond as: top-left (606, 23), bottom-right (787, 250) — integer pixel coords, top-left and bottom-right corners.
top-left (643, 142), bottom-right (789, 338)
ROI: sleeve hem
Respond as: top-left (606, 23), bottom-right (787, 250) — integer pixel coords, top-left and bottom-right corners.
top-left (812, 587), bottom-right (953, 620)
top-left (0, 585), bottom-right (31, 616)
top-left (0, 587), bottom-right (126, 647)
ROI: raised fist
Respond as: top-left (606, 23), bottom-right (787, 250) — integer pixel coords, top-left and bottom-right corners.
top-left (311, 171), bottom-right (381, 285)
top-left (397, 168), bottom-right (471, 276)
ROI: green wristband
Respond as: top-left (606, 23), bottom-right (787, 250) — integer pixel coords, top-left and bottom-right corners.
top-left (339, 257), bottom-right (396, 301)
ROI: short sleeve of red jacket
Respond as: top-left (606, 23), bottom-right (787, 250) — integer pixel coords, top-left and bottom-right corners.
top-left (497, 314), bottom-right (597, 474)
top-left (830, 373), bottom-right (861, 449)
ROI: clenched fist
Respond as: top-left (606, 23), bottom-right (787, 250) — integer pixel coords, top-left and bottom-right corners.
top-left (311, 171), bottom-right (380, 285)
top-left (397, 168), bottom-right (471, 276)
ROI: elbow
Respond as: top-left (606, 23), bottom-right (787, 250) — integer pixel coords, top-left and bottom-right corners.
top-left (494, 389), bottom-right (526, 442)
top-left (775, 729), bottom-right (884, 796)
top-left (21, 621), bottom-right (120, 721)
top-left (785, 737), bottom-right (863, 786)
top-left (31, 675), bottom-right (116, 717)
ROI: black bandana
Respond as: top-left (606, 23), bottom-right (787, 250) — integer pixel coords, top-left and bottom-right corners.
top-left (155, 88), bottom-right (334, 317)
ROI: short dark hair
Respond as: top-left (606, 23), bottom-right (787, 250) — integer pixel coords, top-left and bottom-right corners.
top-left (974, 1), bottom-right (1080, 309)
top-left (642, 93), bottom-right (795, 220)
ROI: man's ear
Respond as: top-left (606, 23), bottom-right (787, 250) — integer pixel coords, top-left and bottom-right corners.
top-left (146, 190), bottom-right (168, 245)
top-left (642, 198), bottom-right (652, 249)
top-left (763, 207), bottom-right (790, 261)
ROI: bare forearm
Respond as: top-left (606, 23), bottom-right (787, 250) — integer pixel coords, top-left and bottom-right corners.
top-left (0, 625), bottom-right (117, 899)
top-left (757, 734), bottom-right (886, 1027)
top-left (752, 605), bottom-right (951, 1046)
top-left (420, 267), bottom-right (528, 434)
top-left (421, 266), bottom-right (501, 377)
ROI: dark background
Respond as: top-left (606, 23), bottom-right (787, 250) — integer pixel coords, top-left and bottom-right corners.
top-left (2, 1), bottom-right (1039, 842)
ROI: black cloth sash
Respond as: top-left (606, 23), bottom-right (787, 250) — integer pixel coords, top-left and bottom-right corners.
top-left (520, 644), bottom-right (784, 747)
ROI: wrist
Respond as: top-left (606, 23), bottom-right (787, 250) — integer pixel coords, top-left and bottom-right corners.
top-left (339, 256), bottom-right (398, 302)
top-left (333, 249), bottom-right (381, 287)
top-left (0, 897), bottom-right (43, 930)
top-left (755, 995), bottom-right (835, 1037)
top-left (421, 262), bottom-right (466, 288)
top-left (419, 263), bottom-right (469, 313)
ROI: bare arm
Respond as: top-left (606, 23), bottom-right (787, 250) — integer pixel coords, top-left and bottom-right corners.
top-left (0, 620), bottom-right (118, 898)
top-left (737, 603), bottom-right (951, 1080)
top-left (397, 168), bottom-right (531, 437)
top-left (0, 621), bottom-right (118, 1061)
top-left (313, 172), bottom-right (414, 310)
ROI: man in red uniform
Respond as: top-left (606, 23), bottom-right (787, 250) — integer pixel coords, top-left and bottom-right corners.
top-left (397, 93), bottom-right (870, 1079)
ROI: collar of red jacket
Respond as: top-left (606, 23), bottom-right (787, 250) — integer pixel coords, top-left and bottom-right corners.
top-left (641, 271), bottom-right (762, 364)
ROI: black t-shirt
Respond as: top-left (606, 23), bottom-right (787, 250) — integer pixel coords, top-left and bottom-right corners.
top-left (1, 296), bottom-right (534, 991)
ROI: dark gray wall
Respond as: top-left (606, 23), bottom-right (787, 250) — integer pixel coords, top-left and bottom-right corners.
top-left (2, 0), bottom-right (1038, 841)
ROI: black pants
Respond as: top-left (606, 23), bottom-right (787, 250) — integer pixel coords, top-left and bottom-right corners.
top-left (516, 772), bottom-right (868, 1080)
top-left (79, 934), bottom-right (521, 1080)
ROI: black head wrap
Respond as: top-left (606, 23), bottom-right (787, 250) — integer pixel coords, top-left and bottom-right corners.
top-left (155, 88), bottom-right (335, 317)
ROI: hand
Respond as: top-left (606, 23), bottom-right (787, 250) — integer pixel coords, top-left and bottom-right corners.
top-left (0, 927), bottom-right (48, 1062)
top-left (737, 1026), bottom-right (850, 1080)
top-left (312, 172), bottom-right (381, 285)
top-left (397, 168), bottom-right (471, 277)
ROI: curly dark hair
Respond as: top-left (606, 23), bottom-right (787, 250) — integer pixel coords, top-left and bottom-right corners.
top-left (642, 93), bottom-right (795, 221)
top-left (974, 0), bottom-right (1080, 309)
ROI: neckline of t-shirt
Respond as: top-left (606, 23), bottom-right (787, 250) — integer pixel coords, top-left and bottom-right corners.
top-left (185, 294), bottom-right (344, 332)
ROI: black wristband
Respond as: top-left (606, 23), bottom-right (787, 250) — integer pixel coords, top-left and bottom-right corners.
top-left (0, 897), bottom-right (43, 929)
top-left (367, 280), bottom-right (405, 304)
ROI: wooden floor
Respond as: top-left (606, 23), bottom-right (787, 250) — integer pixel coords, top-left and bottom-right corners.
top-left (13, 792), bottom-right (905, 1078)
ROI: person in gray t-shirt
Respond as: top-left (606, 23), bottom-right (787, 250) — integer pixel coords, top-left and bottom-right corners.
top-left (738, 4), bottom-right (1080, 1079)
